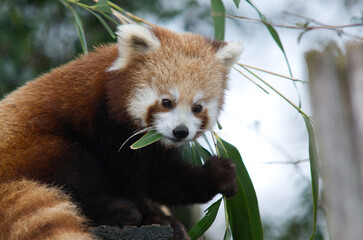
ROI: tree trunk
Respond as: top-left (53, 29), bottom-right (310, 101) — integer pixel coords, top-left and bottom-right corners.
top-left (306, 43), bottom-right (363, 240)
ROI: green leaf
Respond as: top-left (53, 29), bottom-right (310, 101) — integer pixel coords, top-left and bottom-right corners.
top-left (93, 0), bottom-right (112, 13)
top-left (202, 133), bottom-right (215, 155)
top-left (211, 0), bottom-right (225, 41)
top-left (223, 227), bottom-right (232, 240)
top-left (244, 1), bottom-right (302, 107)
top-left (182, 143), bottom-right (199, 165)
top-left (182, 142), bottom-right (211, 165)
top-left (214, 134), bottom-right (263, 240)
top-left (297, 29), bottom-right (309, 43)
top-left (99, 10), bottom-right (120, 26)
top-left (303, 116), bottom-right (319, 240)
top-left (61, 0), bottom-right (88, 54)
top-left (264, 20), bottom-right (283, 56)
top-left (88, 10), bottom-right (116, 39)
top-left (217, 121), bottom-right (223, 130)
top-left (245, 0), bottom-right (292, 77)
top-left (233, 0), bottom-right (241, 8)
top-left (70, 5), bottom-right (88, 54)
top-left (130, 130), bottom-right (163, 149)
top-left (195, 142), bottom-right (212, 162)
top-left (188, 198), bottom-right (222, 240)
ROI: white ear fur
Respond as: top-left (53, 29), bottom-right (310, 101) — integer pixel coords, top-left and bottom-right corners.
top-left (215, 42), bottom-right (243, 70)
top-left (108, 24), bottom-right (161, 71)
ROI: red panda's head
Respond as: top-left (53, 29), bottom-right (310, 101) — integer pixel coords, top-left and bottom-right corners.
top-left (107, 24), bottom-right (243, 147)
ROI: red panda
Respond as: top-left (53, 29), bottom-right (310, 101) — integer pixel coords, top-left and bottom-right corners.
top-left (0, 24), bottom-right (243, 240)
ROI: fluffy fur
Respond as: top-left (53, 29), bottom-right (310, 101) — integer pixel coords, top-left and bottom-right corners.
top-left (0, 24), bottom-right (243, 240)
top-left (0, 180), bottom-right (92, 240)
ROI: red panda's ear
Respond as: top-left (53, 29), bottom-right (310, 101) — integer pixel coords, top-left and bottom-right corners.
top-left (108, 24), bottom-right (161, 71)
top-left (215, 42), bottom-right (243, 71)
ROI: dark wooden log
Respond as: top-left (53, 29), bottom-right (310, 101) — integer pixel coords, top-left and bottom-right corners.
top-left (91, 225), bottom-right (173, 240)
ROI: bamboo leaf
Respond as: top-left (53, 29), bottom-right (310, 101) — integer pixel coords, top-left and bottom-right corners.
top-left (183, 142), bottom-right (211, 165)
top-left (245, 0), bottom-right (292, 77)
top-left (263, 19), bottom-right (293, 77)
top-left (61, 0), bottom-right (88, 54)
top-left (188, 198), bottom-right (222, 240)
top-left (217, 121), bottom-right (223, 130)
top-left (195, 142), bottom-right (212, 162)
top-left (93, 0), bottom-right (112, 13)
top-left (234, 66), bottom-right (270, 94)
top-left (69, 5), bottom-right (88, 54)
top-left (203, 133), bottom-right (215, 155)
top-left (88, 10), bottom-right (116, 39)
top-left (237, 63), bottom-right (308, 83)
top-left (211, 0), bottom-right (225, 40)
top-left (297, 29), bottom-right (309, 43)
top-left (223, 227), bottom-right (232, 240)
top-left (130, 130), bottom-right (163, 149)
top-left (100, 11), bottom-right (120, 26)
top-left (303, 116), bottom-right (319, 240)
top-left (240, 65), bottom-right (309, 118)
top-left (214, 134), bottom-right (263, 240)
top-left (233, 0), bottom-right (241, 8)
top-left (182, 144), bottom-right (198, 165)
top-left (244, 1), bottom-right (303, 108)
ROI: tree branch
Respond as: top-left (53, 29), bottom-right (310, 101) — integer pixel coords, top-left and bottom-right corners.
top-left (224, 13), bottom-right (363, 40)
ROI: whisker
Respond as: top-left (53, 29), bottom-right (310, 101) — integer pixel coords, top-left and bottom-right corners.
top-left (118, 126), bottom-right (155, 152)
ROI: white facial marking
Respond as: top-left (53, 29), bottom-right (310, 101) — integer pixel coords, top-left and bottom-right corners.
top-left (128, 86), bottom-right (158, 126)
top-left (161, 87), bottom-right (180, 102)
top-left (154, 104), bottom-right (201, 147)
top-left (205, 99), bottom-right (219, 129)
top-left (193, 91), bottom-right (204, 104)
top-left (169, 87), bottom-right (180, 101)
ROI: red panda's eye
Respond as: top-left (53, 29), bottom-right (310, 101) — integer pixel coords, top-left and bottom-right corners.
top-left (193, 105), bottom-right (203, 114)
top-left (162, 99), bottom-right (173, 109)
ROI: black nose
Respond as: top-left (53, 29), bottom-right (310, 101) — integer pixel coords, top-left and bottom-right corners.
top-left (172, 124), bottom-right (189, 139)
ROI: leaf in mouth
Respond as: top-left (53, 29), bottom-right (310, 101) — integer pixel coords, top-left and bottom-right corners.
top-left (130, 130), bottom-right (163, 149)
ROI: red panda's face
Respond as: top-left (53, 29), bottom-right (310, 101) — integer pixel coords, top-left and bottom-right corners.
top-left (107, 24), bottom-right (243, 147)
top-left (127, 86), bottom-right (220, 147)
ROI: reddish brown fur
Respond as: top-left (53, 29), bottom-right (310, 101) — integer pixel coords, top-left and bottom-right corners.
top-left (0, 44), bottom-right (118, 179)
top-left (196, 109), bottom-right (209, 131)
top-left (145, 101), bottom-right (170, 126)
top-left (151, 27), bottom-right (228, 106)
top-left (0, 180), bottom-right (92, 240)
top-left (0, 45), bottom-right (119, 240)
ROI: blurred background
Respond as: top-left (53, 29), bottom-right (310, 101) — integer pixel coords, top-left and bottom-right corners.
top-left (1, 0), bottom-right (363, 239)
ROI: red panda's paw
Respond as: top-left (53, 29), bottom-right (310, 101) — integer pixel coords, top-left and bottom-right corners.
top-left (204, 156), bottom-right (238, 198)
top-left (142, 213), bottom-right (190, 240)
top-left (101, 199), bottom-right (143, 227)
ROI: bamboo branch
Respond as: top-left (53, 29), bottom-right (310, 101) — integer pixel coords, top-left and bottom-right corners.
top-left (284, 11), bottom-right (363, 40)
top-left (237, 63), bottom-right (308, 83)
top-left (224, 13), bottom-right (363, 40)
top-left (226, 14), bottom-right (363, 30)
top-left (252, 159), bottom-right (309, 165)
top-left (239, 65), bottom-right (310, 118)
top-left (233, 67), bottom-right (270, 94)
top-left (107, 1), bottom-right (156, 27)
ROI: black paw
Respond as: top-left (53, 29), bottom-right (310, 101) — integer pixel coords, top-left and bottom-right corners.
top-left (142, 213), bottom-right (190, 240)
top-left (94, 198), bottom-right (142, 227)
top-left (204, 156), bottom-right (238, 198)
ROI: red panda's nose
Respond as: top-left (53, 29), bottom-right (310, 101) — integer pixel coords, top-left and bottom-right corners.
top-left (172, 124), bottom-right (189, 139)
